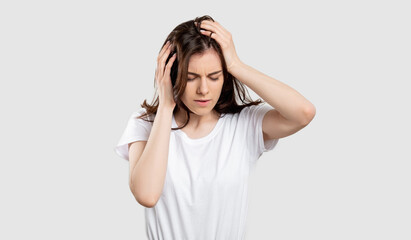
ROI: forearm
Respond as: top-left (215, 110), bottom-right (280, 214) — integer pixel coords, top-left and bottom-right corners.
top-left (229, 60), bottom-right (315, 124)
top-left (130, 106), bottom-right (174, 207)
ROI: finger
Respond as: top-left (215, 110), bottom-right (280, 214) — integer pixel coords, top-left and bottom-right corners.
top-left (158, 42), bottom-right (172, 64)
top-left (155, 65), bottom-right (160, 82)
top-left (164, 53), bottom-right (176, 76)
top-left (157, 41), bottom-right (172, 69)
top-left (200, 29), bottom-right (226, 45)
top-left (197, 20), bottom-right (217, 32)
top-left (157, 42), bottom-right (171, 78)
top-left (212, 21), bottom-right (230, 36)
top-left (158, 44), bottom-right (173, 78)
top-left (199, 21), bottom-right (230, 40)
top-left (158, 41), bottom-right (171, 58)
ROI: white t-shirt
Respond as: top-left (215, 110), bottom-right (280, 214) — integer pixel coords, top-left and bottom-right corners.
top-left (114, 103), bottom-right (279, 240)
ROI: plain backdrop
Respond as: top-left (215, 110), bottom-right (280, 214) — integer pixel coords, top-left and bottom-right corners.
top-left (1, 0), bottom-right (410, 239)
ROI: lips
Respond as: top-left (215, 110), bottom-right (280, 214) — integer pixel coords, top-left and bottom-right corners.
top-left (195, 99), bottom-right (210, 102)
top-left (194, 99), bottom-right (211, 106)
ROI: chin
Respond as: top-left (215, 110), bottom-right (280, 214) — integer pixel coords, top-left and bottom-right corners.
top-left (190, 103), bottom-right (213, 112)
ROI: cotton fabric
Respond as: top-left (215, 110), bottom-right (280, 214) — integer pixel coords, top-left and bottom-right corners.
top-left (114, 103), bottom-right (279, 240)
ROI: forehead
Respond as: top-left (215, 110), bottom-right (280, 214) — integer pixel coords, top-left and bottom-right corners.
top-left (188, 49), bottom-right (222, 71)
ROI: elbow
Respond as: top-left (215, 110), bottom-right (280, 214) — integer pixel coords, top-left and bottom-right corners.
top-left (129, 182), bottom-right (158, 208)
top-left (301, 104), bottom-right (316, 125)
top-left (137, 197), bottom-right (158, 208)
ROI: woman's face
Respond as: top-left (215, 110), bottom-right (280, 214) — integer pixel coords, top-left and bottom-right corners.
top-left (181, 49), bottom-right (224, 115)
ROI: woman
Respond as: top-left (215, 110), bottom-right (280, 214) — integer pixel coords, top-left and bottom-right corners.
top-left (115, 15), bottom-right (316, 240)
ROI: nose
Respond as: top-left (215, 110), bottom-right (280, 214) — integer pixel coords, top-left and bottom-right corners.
top-left (196, 77), bottom-right (209, 95)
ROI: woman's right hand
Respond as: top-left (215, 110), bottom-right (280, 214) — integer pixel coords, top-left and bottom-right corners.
top-left (155, 41), bottom-right (177, 110)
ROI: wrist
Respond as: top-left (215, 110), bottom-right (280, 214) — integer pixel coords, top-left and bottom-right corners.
top-left (158, 104), bottom-right (175, 113)
top-left (227, 59), bottom-right (243, 73)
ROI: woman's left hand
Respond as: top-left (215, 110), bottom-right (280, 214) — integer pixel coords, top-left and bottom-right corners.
top-left (195, 20), bottom-right (241, 73)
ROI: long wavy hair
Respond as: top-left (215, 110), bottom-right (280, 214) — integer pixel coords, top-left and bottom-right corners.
top-left (137, 15), bottom-right (265, 130)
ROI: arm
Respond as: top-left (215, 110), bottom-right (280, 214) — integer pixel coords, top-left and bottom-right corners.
top-left (129, 106), bottom-right (174, 208)
top-left (229, 61), bottom-right (316, 140)
top-left (196, 20), bottom-right (315, 137)
top-left (229, 60), bottom-right (316, 125)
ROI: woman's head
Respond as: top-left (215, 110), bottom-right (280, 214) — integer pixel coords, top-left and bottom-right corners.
top-left (139, 15), bottom-right (263, 129)
top-left (178, 48), bottom-right (224, 117)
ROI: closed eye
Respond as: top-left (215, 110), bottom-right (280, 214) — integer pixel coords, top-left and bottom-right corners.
top-left (187, 76), bottom-right (219, 81)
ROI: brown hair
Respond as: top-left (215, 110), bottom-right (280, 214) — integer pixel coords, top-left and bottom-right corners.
top-left (137, 15), bottom-right (264, 130)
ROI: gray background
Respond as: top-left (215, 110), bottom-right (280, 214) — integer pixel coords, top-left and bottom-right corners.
top-left (1, 0), bottom-right (410, 239)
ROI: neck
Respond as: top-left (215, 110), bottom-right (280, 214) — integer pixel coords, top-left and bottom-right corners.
top-left (174, 107), bottom-right (220, 127)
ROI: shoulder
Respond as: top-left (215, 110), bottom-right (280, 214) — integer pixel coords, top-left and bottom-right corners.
top-left (239, 103), bottom-right (271, 118)
top-left (130, 108), bottom-right (154, 121)
top-left (125, 108), bottom-right (155, 130)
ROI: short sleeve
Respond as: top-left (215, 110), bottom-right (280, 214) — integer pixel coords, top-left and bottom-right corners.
top-left (241, 103), bottom-right (279, 159)
top-left (114, 108), bottom-right (153, 161)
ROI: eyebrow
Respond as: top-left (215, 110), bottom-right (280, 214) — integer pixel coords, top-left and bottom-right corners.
top-left (187, 70), bottom-right (222, 76)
